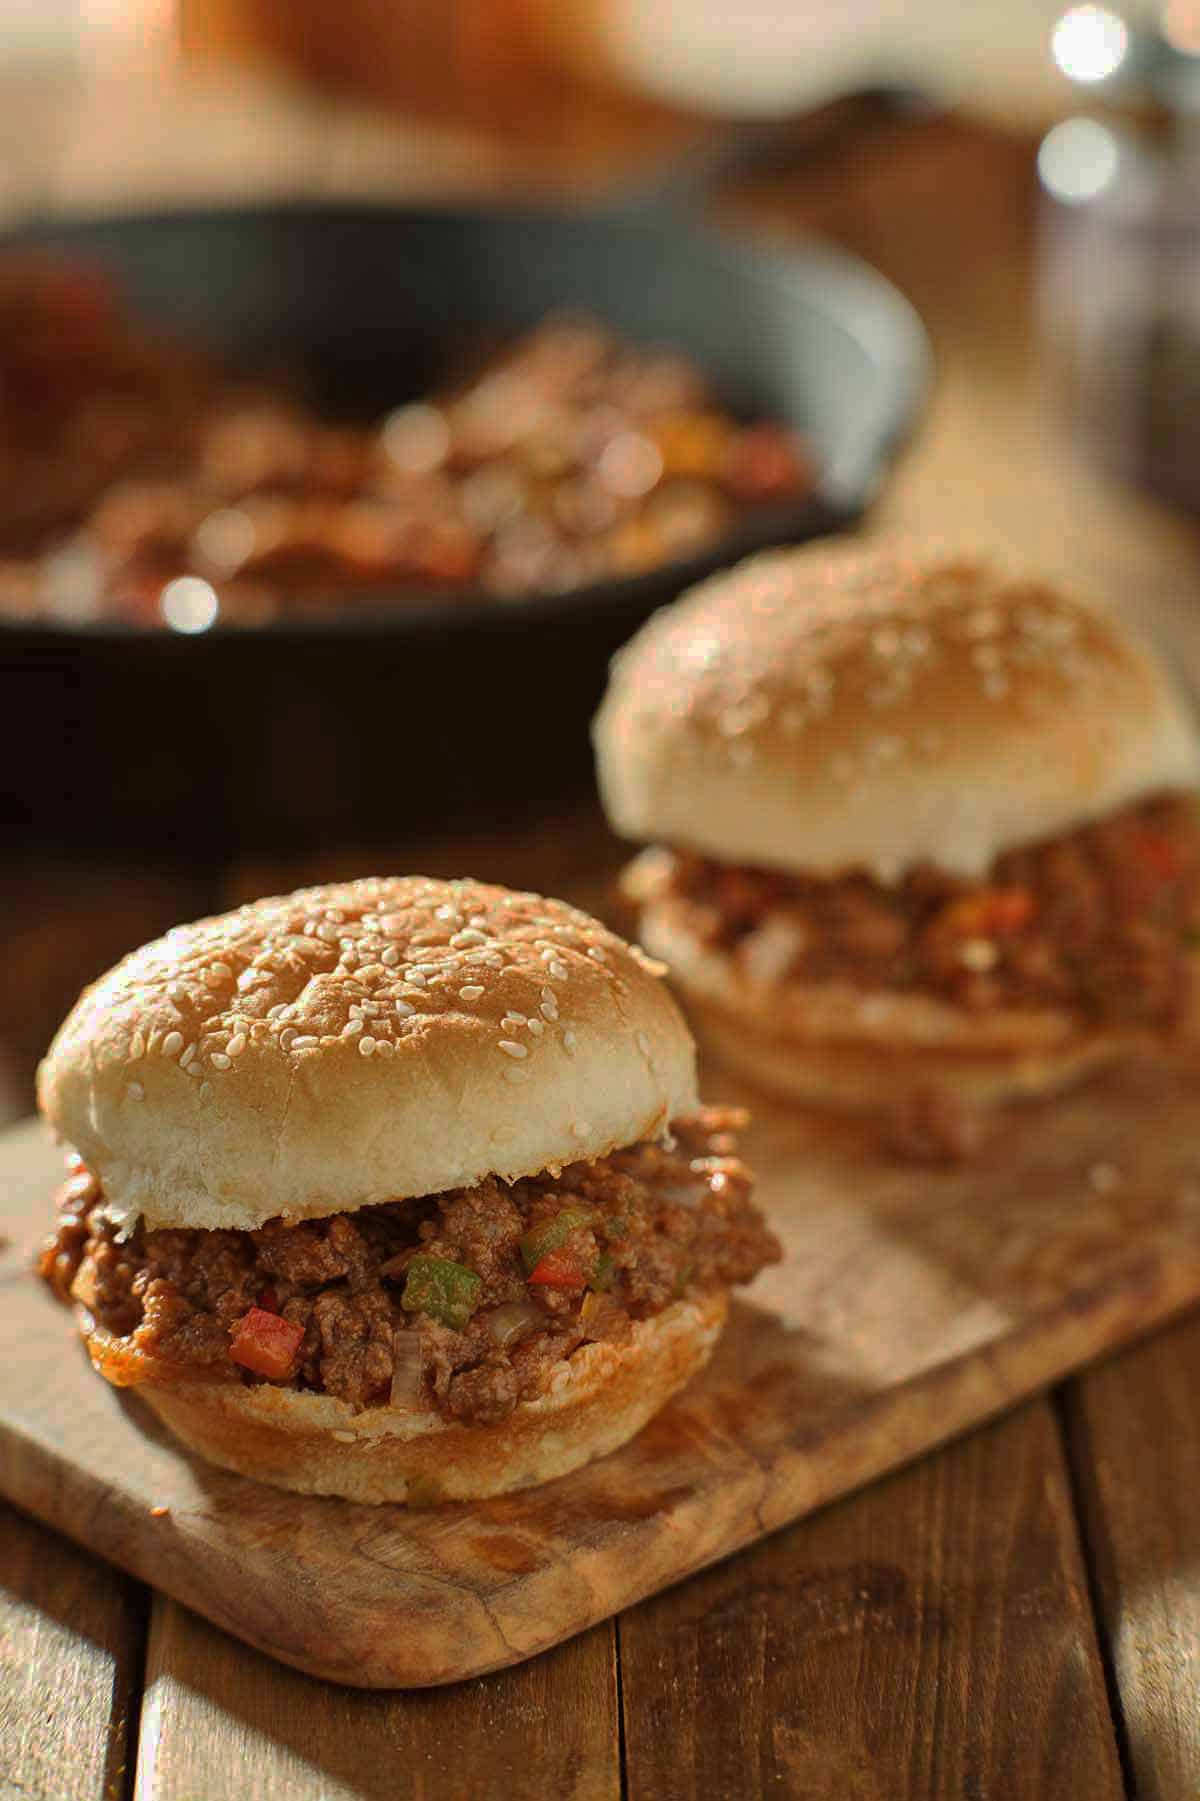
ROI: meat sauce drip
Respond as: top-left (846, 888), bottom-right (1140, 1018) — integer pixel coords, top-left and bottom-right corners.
top-left (663, 793), bottom-right (1200, 1027)
top-left (39, 1112), bottom-right (780, 1427)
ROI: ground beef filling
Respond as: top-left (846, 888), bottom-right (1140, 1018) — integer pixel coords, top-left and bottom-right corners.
top-left (39, 1110), bottom-right (779, 1427)
top-left (662, 793), bottom-right (1200, 1027)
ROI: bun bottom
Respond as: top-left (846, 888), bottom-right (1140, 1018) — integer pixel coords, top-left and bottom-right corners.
top-left (688, 996), bottom-right (1143, 1111)
top-left (637, 897), bottom-right (1170, 1112)
top-left (85, 1293), bottom-right (728, 1504)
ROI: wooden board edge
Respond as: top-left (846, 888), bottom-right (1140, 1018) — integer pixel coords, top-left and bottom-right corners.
top-left (2, 1255), bottom-right (1197, 1689)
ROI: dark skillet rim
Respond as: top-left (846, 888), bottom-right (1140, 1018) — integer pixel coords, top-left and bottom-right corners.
top-left (0, 197), bottom-right (931, 643)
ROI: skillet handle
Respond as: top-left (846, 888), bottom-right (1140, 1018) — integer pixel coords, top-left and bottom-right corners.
top-left (617, 84), bottom-right (935, 217)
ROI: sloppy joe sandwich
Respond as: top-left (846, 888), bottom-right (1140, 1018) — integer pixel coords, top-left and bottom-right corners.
top-left (593, 541), bottom-right (1200, 1145)
top-left (37, 877), bottom-right (780, 1502)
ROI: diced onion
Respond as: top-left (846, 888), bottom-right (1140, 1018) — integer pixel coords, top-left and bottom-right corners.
top-left (69, 1260), bottom-right (99, 1311)
top-left (655, 1181), bottom-right (704, 1208)
top-left (389, 1330), bottom-right (425, 1410)
top-left (484, 1300), bottom-right (543, 1349)
top-left (579, 1290), bottom-right (625, 1342)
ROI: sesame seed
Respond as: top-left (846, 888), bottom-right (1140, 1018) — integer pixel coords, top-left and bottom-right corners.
top-left (395, 1000), bottom-right (416, 1017)
top-left (453, 929), bottom-right (488, 947)
top-left (169, 983), bottom-right (188, 1006)
top-left (268, 1004), bottom-right (289, 1020)
top-left (484, 954), bottom-right (504, 969)
top-left (359, 1000), bottom-right (381, 1016)
top-left (459, 985), bottom-right (484, 1001)
top-left (528, 1018), bottom-right (545, 1037)
top-left (188, 1062), bottom-right (203, 1080)
top-left (375, 1039), bottom-right (395, 1058)
top-left (381, 947), bottom-right (400, 966)
top-left (588, 946), bottom-right (608, 963)
top-left (540, 990), bottom-right (559, 1020)
top-left (563, 1030), bottom-right (578, 1054)
top-left (211, 961), bottom-right (233, 980)
top-left (549, 960), bottom-right (569, 982)
top-left (227, 1033), bottom-right (247, 1056)
top-left (468, 915), bottom-right (488, 928)
top-left (161, 1031), bottom-right (183, 1058)
top-left (179, 1044), bottom-right (196, 1069)
top-left (435, 904), bottom-right (458, 921)
top-left (291, 1034), bottom-right (318, 1050)
top-left (280, 1027), bottom-right (297, 1050)
top-left (130, 1030), bottom-right (146, 1060)
top-left (210, 1052), bottom-right (232, 1070)
top-left (316, 923), bottom-right (339, 942)
top-left (359, 1036), bottom-right (377, 1057)
top-left (403, 969), bottom-right (427, 987)
top-left (343, 1019), bottom-right (364, 1038)
top-left (503, 1012), bottom-right (527, 1026)
top-left (498, 1039), bottom-right (528, 1059)
top-left (128, 1081), bottom-right (145, 1101)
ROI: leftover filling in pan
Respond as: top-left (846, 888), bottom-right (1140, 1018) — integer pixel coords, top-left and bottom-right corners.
top-left (0, 257), bottom-right (817, 628)
top-left (654, 793), bottom-right (1200, 1026)
top-left (40, 1110), bottom-right (781, 1427)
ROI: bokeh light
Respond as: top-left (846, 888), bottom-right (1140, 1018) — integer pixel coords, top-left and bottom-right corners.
top-left (1051, 5), bottom-right (1130, 83)
top-left (1038, 117), bottom-right (1122, 203)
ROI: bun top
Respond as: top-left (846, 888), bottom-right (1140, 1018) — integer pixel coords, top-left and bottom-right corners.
top-left (594, 540), bottom-right (1200, 881)
top-left (38, 877), bottom-right (698, 1232)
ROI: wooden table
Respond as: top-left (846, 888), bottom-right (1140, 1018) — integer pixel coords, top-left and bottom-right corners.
top-left (3, 94), bottom-right (1200, 1799)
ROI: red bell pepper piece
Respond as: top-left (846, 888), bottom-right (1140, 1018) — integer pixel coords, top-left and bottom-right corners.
top-left (1135, 829), bottom-right (1183, 884)
top-left (229, 1307), bottom-right (304, 1380)
top-left (942, 887), bottom-right (1034, 938)
top-left (528, 1247), bottom-right (588, 1290)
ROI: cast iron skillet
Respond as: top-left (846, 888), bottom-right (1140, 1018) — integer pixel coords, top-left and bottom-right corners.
top-left (0, 94), bottom-right (931, 852)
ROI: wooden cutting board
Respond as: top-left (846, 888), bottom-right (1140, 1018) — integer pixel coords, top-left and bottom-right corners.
top-left (3, 1055), bottom-right (1200, 1690)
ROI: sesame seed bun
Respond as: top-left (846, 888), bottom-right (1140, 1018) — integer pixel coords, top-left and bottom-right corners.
top-left (593, 541), bottom-right (1200, 883)
top-left (37, 877), bottom-right (698, 1233)
top-left (80, 1292), bottom-right (726, 1503)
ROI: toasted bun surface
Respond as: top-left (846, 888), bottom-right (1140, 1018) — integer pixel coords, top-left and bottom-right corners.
top-left (82, 1293), bottom-right (726, 1502)
top-left (38, 877), bottom-right (698, 1232)
top-left (640, 897), bottom-right (1184, 1108)
top-left (593, 541), bottom-right (1200, 881)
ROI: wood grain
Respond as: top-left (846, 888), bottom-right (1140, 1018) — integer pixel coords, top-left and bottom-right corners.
top-left (1063, 1314), bottom-right (1200, 1801)
top-left (619, 1398), bottom-right (1122, 1801)
top-left (0, 1499), bottom-right (145, 1801)
top-left (3, 1033), bottom-right (1200, 1689)
top-left (134, 1599), bottom-right (618, 1801)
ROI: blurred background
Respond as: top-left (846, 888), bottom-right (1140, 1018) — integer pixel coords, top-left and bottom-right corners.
top-left (4, 0), bottom-right (1200, 1126)
top-left (0, 0), bottom-right (1141, 206)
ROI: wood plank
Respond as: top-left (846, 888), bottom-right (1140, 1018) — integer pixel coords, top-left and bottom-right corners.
top-left (1063, 1313), bottom-right (1200, 1801)
top-left (4, 1033), bottom-right (1200, 1688)
top-left (619, 1398), bottom-right (1123, 1800)
top-left (134, 1597), bottom-right (619, 1801)
top-left (0, 1499), bottom-right (145, 1801)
